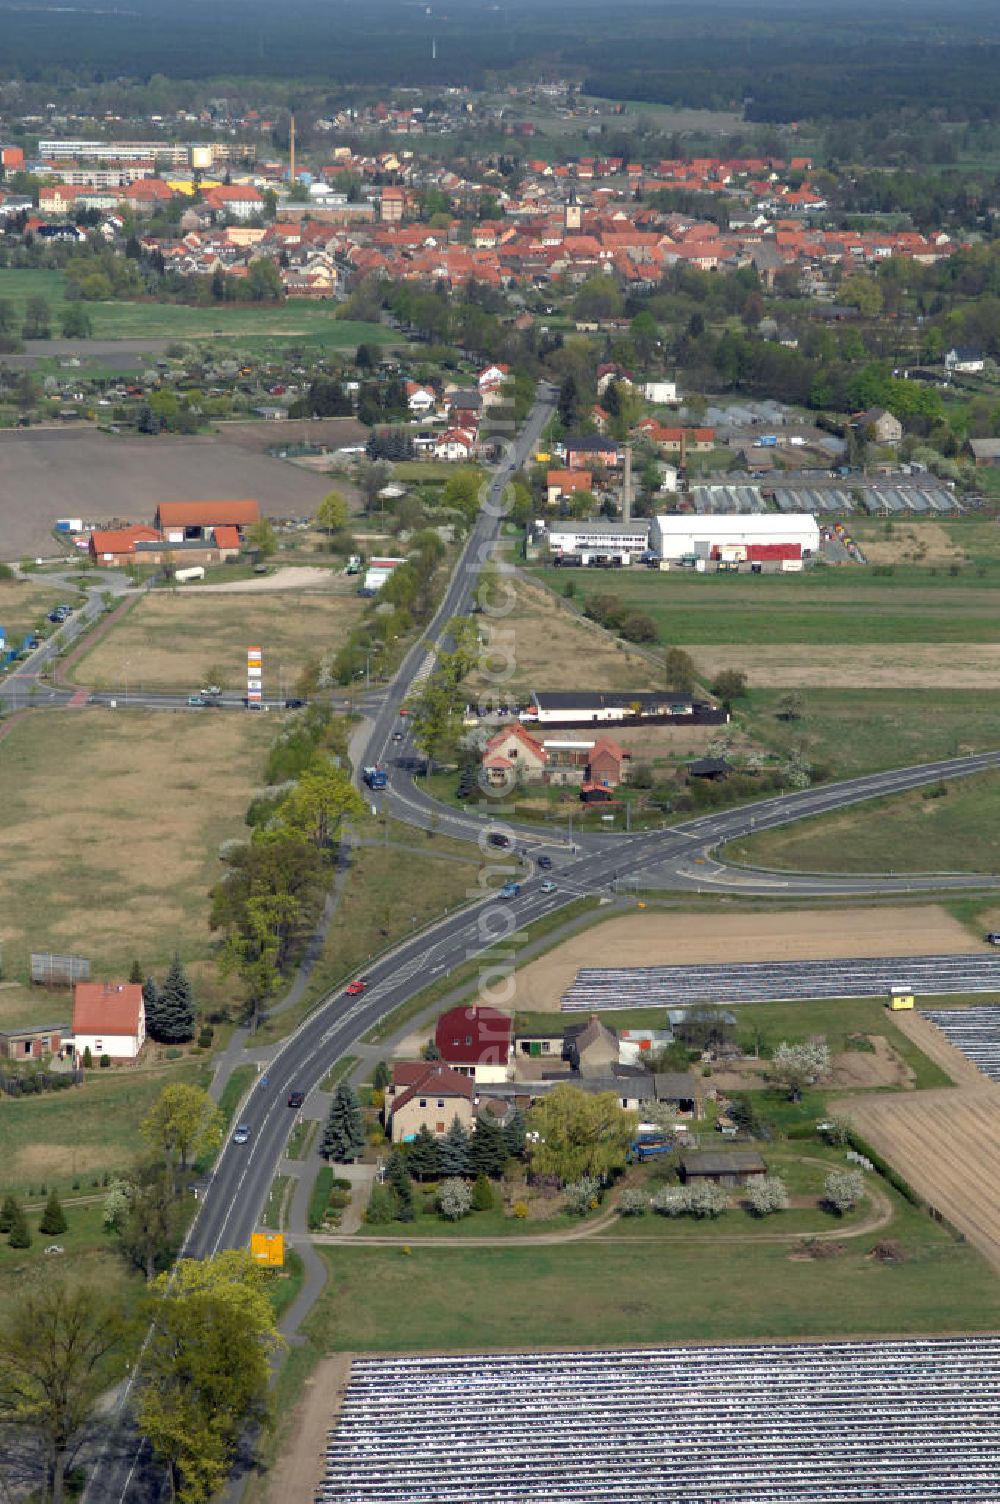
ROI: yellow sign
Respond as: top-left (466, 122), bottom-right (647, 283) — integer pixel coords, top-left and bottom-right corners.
top-left (889, 993), bottom-right (915, 1011)
top-left (250, 1231), bottom-right (284, 1267)
top-left (535, 451), bottom-right (551, 463)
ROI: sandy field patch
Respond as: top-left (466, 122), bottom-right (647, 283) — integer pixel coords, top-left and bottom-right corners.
top-left (688, 642), bottom-right (1000, 689)
top-left (710, 1035), bottom-right (914, 1094)
top-left (75, 587), bottom-right (361, 691)
top-left (858, 523), bottom-right (966, 567)
top-left (266, 1354), bottom-right (352, 1504)
top-left (195, 566), bottom-right (340, 593)
top-left (843, 1078), bottom-right (1000, 1272)
top-left (0, 709), bottom-right (270, 974)
top-left (468, 577), bottom-right (661, 695)
top-left (513, 905), bottom-right (985, 1012)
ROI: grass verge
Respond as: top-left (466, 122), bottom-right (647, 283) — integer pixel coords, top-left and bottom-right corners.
top-left (319, 1055), bottom-right (358, 1092)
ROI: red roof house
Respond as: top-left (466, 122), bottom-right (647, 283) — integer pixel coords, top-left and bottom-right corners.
top-left (434, 1004), bottom-right (513, 1082)
top-left (72, 982), bottom-right (146, 1060)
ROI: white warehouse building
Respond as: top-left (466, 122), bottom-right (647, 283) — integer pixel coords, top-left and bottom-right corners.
top-left (651, 512), bottom-right (820, 561)
top-left (539, 519), bottom-right (652, 564)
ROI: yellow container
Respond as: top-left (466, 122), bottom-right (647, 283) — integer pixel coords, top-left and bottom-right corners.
top-left (250, 1231), bottom-right (285, 1267)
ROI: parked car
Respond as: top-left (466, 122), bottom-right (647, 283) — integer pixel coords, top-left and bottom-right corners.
top-left (987, 933), bottom-right (1000, 946)
top-left (345, 978), bottom-right (368, 996)
top-left (287, 1091), bottom-right (305, 1109)
top-left (232, 1124), bottom-right (251, 1145)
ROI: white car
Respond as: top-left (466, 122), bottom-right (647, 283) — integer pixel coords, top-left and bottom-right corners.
top-left (540, 880), bottom-right (557, 894)
top-left (232, 1124), bottom-right (251, 1145)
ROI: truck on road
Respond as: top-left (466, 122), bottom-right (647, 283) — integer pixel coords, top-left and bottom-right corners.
top-left (363, 766), bottom-right (388, 790)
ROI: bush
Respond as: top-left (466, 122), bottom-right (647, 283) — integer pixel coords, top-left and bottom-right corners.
top-left (99, 1054), bottom-right (111, 1069)
top-left (437, 1177), bottom-right (473, 1221)
top-left (871, 1238), bottom-right (907, 1263)
top-left (651, 1186), bottom-right (688, 1217)
top-left (197, 1026), bottom-right (214, 1049)
top-left (82, 1046), bottom-right (93, 1069)
top-left (512, 1199), bottom-right (529, 1219)
top-left (471, 1174), bottom-right (494, 1212)
top-left (563, 1176), bottom-right (601, 1215)
top-left (653, 1182), bottom-right (729, 1219)
top-left (365, 1184), bottom-right (397, 1226)
top-left (618, 1188), bottom-right (647, 1217)
top-left (164, 1047), bottom-right (182, 1060)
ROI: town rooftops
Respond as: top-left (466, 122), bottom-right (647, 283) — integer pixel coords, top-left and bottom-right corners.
top-left (155, 499), bottom-right (260, 527)
top-left (564, 433), bottom-right (620, 452)
top-left (434, 1004), bottom-right (513, 1066)
top-left (72, 982), bottom-right (143, 1036)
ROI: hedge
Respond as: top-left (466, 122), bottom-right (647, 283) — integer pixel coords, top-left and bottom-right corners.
top-left (307, 1165), bottom-right (335, 1231)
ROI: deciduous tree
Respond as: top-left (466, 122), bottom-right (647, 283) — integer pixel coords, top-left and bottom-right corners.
top-left (527, 1086), bottom-right (637, 1184)
top-left (141, 1084), bottom-right (224, 1187)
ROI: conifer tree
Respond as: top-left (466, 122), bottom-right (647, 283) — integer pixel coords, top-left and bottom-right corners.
top-left (8, 1203), bottom-right (31, 1248)
top-left (504, 1106), bottom-right (528, 1159)
top-left (406, 1125), bottom-right (441, 1181)
top-left (39, 1189), bottom-right (67, 1236)
top-left (321, 1082), bottom-right (365, 1161)
top-left (0, 1193), bottom-right (19, 1233)
top-left (469, 1117), bottom-right (508, 1178)
top-left (129, 958), bottom-right (144, 985)
top-left (438, 1116), bottom-right (470, 1178)
top-left (152, 955), bottom-right (195, 1043)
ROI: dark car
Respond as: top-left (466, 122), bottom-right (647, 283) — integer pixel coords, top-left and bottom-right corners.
top-left (488, 832), bottom-right (511, 848)
top-left (287, 1090), bottom-right (305, 1109)
top-left (284, 697), bottom-right (306, 709)
top-left (537, 854), bottom-right (553, 870)
top-left (987, 933), bottom-right (1000, 946)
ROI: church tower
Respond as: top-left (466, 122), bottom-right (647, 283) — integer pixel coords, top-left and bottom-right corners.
top-left (565, 185), bottom-right (582, 234)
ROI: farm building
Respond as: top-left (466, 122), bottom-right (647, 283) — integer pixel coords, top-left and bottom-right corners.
top-left (524, 691), bottom-right (696, 727)
top-left (71, 981), bottom-right (145, 1062)
top-left (0, 1022), bottom-right (66, 1061)
top-left (88, 525), bottom-right (161, 565)
top-left (154, 499), bottom-right (260, 542)
top-left (679, 1149), bottom-right (767, 1186)
top-left (650, 511), bottom-right (820, 562)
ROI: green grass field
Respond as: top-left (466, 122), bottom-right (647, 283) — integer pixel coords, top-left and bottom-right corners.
top-left (727, 769), bottom-right (1000, 875)
top-left (0, 268), bottom-right (394, 345)
top-left (738, 688), bottom-right (1000, 779)
top-left (1, 1061), bottom-right (210, 1199)
top-left (536, 567), bottom-right (1000, 645)
top-left (0, 1198), bottom-right (142, 1328)
top-left (308, 1192), bottom-right (1000, 1350)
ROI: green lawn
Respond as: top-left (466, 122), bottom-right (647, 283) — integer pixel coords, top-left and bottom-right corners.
top-left (307, 1194), bottom-right (1000, 1350)
top-left (0, 1198), bottom-right (142, 1328)
top-left (0, 268), bottom-right (394, 345)
top-left (738, 688), bottom-right (1000, 779)
top-left (1, 1062), bottom-right (210, 1199)
top-left (727, 769), bottom-right (1000, 875)
top-left (533, 566), bottom-right (1000, 644)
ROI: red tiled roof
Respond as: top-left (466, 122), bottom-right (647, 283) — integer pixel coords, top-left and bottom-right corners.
top-left (73, 982), bottom-right (143, 1037)
top-left (213, 525), bottom-right (241, 549)
top-left (90, 525), bottom-right (160, 555)
top-left (434, 1004), bottom-right (513, 1067)
top-left (157, 500), bottom-right (260, 527)
top-left (391, 1061), bottom-right (475, 1114)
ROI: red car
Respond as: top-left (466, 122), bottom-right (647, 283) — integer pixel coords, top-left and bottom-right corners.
top-left (345, 978), bottom-right (368, 996)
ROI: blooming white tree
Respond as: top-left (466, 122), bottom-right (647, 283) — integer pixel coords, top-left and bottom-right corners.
top-left (824, 1168), bottom-right (865, 1214)
top-left (437, 1177), bottom-right (473, 1221)
top-left (745, 1175), bottom-right (789, 1217)
top-left (771, 1039), bottom-right (831, 1101)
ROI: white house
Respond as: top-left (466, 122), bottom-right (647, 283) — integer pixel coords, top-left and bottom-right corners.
top-left (71, 981), bottom-right (145, 1062)
top-left (477, 362), bottom-right (509, 393)
top-left (405, 382), bottom-right (437, 416)
top-left (945, 346), bottom-right (985, 375)
top-left (434, 428), bottom-right (476, 461)
top-left (643, 379), bottom-right (678, 405)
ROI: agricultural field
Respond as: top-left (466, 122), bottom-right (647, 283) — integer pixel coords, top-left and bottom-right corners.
top-left (0, 427), bottom-right (334, 559)
top-left (308, 1190), bottom-right (1000, 1351)
top-left (0, 268), bottom-right (395, 345)
top-left (74, 585), bottom-right (364, 693)
top-left (0, 709), bottom-right (271, 1009)
top-left (726, 769), bottom-right (1000, 874)
top-left (533, 566), bottom-right (1000, 646)
top-left (509, 904), bottom-right (986, 1013)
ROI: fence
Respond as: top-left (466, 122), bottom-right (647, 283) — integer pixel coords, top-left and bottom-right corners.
top-left (30, 952), bottom-right (90, 987)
